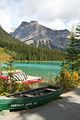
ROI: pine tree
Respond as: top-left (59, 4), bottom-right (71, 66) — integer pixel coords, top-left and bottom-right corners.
top-left (65, 25), bottom-right (80, 71)
top-left (58, 25), bottom-right (80, 89)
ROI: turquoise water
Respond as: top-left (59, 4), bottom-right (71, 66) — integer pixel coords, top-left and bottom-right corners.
top-left (14, 62), bottom-right (62, 79)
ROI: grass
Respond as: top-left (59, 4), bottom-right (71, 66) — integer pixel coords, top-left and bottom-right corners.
top-left (0, 47), bottom-right (11, 62)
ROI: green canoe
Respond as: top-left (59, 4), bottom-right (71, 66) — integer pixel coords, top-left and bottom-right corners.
top-left (0, 86), bottom-right (63, 111)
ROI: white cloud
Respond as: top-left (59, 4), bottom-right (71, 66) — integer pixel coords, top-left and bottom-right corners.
top-left (41, 19), bottom-right (66, 30)
top-left (67, 20), bottom-right (80, 30)
top-left (0, 0), bottom-right (80, 32)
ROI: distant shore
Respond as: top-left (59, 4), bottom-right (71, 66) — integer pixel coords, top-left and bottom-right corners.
top-left (0, 59), bottom-right (63, 64)
top-left (14, 60), bottom-right (63, 63)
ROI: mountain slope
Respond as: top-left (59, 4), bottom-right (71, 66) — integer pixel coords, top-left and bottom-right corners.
top-left (12, 21), bottom-right (69, 50)
top-left (0, 27), bottom-right (65, 61)
top-left (0, 47), bottom-right (11, 62)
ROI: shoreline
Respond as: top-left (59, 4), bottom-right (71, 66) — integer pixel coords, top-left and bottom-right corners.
top-left (14, 60), bottom-right (63, 63)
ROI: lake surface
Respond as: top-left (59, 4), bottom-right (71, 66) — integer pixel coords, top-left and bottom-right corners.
top-left (14, 62), bottom-right (62, 79)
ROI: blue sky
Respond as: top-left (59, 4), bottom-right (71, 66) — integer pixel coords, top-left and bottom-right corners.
top-left (0, 0), bottom-right (80, 32)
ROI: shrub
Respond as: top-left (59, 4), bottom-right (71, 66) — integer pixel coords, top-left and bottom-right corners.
top-left (0, 79), bottom-right (10, 95)
top-left (57, 70), bottom-right (79, 89)
top-left (0, 78), bottom-right (30, 95)
top-left (14, 82), bottom-right (30, 92)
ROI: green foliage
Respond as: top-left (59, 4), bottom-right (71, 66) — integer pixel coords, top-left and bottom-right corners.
top-left (65, 32), bottom-right (80, 71)
top-left (0, 27), bottom-right (65, 61)
top-left (0, 78), bottom-right (30, 95)
top-left (14, 82), bottom-right (30, 92)
top-left (57, 70), bottom-right (79, 89)
top-left (6, 59), bottom-right (14, 71)
top-left (0, 79), bottom-right (10, 95)
top-left (58, 27), bottom-right (80, 89)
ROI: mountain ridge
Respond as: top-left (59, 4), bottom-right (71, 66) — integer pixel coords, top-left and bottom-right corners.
top-left (12, 21), bottom-right (70, 50)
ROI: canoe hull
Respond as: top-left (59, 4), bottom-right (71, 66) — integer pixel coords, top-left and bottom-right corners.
top-left (0, 86), bottom-right (63, 110)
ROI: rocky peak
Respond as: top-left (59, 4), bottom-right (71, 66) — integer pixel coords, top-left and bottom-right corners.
top-left (20, 21), bottom-right (29, 27)
top-left (30, 21), bottom-right (38, 25)
top-left (11, 21), bottom-right (70, 50)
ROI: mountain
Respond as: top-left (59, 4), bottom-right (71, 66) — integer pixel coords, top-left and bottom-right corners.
top-left (12, 21), bottom-right (70, 50)
top-left (0, 27), bottom-right (65, 61)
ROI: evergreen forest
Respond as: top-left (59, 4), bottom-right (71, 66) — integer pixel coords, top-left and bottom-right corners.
top-left (0, 27), bottom-right (65, 61)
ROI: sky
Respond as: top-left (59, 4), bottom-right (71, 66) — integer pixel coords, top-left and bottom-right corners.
top-left (0, 0), bottom-right (80, 32)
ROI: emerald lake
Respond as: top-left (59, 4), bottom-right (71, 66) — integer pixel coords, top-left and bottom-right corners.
top-left (14, 62), bottom-right (62, 79)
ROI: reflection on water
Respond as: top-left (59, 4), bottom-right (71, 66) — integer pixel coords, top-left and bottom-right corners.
top-left (14, 62), bottom-right (62, 79)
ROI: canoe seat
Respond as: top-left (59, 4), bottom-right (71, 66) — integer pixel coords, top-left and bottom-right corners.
top-left (46, 88), bottom-right (56, 92)
top-left (23, 94), bottom-right (34, 97)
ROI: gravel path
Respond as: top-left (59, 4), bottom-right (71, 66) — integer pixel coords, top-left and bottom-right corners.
top-left (0, 87), bottom-right (80, 120)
